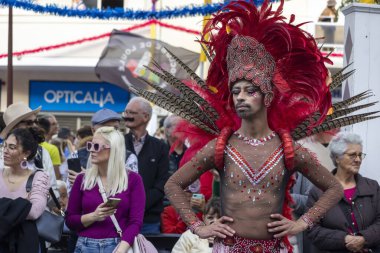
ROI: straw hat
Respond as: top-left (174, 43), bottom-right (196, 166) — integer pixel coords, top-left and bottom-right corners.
top-left (0, 102), bottom-right (41, 138)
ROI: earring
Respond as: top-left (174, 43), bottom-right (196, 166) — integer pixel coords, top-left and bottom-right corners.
top-left (20, 157), bottom-right (28, 170)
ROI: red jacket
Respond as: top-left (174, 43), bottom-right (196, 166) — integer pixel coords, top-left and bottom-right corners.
top-left (161, 205), bottom-right (203, 234)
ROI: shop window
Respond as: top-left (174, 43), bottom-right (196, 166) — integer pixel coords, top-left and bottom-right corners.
top-left (81, 0), bottom-right (124, 9)
top-left (101, 0), bottom-right (123, 8)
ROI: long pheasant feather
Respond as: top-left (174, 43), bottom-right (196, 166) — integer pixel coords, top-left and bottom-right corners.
top-left (325, 102), bottom-right (378, 121)
top-left (138, 76), bottom-right (219, 131)
top-left (293, 112), bottom-right (380, 140)
top-left (291, 112), bottom-right (321, 135)
top-left (330, 70), bottom-right (355, 91)
top-left (135, 88), bottom-right (219, 135)
top-left (199, 41), bottom-right (214, 63)
top-left (149, 60), bottom-right (219, 120)
top-left (164, 47), bottom-right (208, 90)
top-left (332, 91), bottom-right (373, 110)
top-left (331, 63), bottom-right (353, 82)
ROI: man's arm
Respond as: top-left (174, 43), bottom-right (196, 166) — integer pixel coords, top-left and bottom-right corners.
top-left (50, 145), bottom-right (62, 180)
top-left (165, 139), bottom-right (236, 239)
top-left (145, 142), bottom-right (169, 210)
top-left (165, 139), bottom-right (216, 226)
top-left (294, 144), bottom-right (343, 227)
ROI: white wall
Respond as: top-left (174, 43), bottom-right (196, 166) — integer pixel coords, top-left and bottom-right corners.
top-left (342, 3), bottom-right (380, 183)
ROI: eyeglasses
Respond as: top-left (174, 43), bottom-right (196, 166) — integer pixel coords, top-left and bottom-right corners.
top-left (344, 152), bottom-right (366, 160)
top-left (122, 110), bottom-right (147, 118)
top-left (86, 141), bottom-right (110, 152)
top-left (19, 119), bottom-right (38, 126)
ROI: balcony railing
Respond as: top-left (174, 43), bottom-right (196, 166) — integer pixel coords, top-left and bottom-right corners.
top-left (314, 17), bottom-right (344, 55)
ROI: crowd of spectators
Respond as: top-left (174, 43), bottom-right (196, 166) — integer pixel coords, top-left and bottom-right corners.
top-left (0, 100), bottom-right (379, 253)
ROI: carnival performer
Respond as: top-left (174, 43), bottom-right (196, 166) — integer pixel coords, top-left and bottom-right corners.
top-left (161, 1), bottom-right (344, 252)
top-left (125, 0), bottom-right (378, 252)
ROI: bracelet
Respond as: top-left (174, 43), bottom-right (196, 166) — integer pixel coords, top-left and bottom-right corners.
top-left (301, 214), bottom-right (314, 230)
top-left (189, 220), bottom-right (205, 234)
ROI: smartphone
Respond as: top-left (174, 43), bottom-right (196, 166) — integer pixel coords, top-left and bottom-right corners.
top-left (67, 158), bottom-right (82, 173)
top-left (105, 198), bottom-right (121, 208)
top-left (192, 193), bottom-right (205, 200)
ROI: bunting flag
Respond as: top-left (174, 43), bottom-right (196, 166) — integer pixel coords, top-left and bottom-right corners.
top-left (0, 0), bottom-right (275, 20)
top-left (95, 30), bottom-right (200, 92)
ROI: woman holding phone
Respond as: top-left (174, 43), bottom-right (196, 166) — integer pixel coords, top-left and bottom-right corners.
top-left (66, 126), bottom-right (146, 253)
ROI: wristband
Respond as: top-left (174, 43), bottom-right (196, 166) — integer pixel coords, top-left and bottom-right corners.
top-left (189, 220), bottom-right (205, 234)
top-left (301, 214), bottom-right (314, 230)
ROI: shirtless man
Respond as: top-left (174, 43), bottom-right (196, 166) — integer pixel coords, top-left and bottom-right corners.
top-left (164, 1), bottom-right (343, 252)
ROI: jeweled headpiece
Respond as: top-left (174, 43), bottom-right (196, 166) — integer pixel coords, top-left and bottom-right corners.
top-left (226, 35), bottom-right (275, 106)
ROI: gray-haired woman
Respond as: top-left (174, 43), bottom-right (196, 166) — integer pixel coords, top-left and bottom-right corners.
top-left (307, 132), bottom-right (380, 253)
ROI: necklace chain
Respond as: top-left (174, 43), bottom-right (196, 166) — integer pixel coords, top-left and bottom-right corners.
top-left (3, 169), bottom-right (16, 184)
top-left (234, 131), bottom-right (276, 146)
top-left (3, 169), bottom-right (29, 184)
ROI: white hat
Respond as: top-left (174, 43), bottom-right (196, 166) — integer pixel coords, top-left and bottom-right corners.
top-left (1, 102), bottom-right (41, 138)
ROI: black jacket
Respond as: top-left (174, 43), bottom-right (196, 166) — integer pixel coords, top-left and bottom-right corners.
top-left (77, 147), bottom-right (89, 169)
top-left (125, 133), bottom-right (169, 223)
top-left (307, 173), bottom-right (380, 253)
top-left (0, 198), bottom-right (39, 253)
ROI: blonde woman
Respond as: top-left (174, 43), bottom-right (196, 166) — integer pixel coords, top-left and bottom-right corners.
top-left (66, 127), bottom-right (145, 253)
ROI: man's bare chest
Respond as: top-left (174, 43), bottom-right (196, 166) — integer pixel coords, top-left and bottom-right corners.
top-left (221, 142), bottom-right (289, 204)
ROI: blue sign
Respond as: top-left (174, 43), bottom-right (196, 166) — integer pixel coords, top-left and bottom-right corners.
top-left (29, 80), bottom-right (130, 113)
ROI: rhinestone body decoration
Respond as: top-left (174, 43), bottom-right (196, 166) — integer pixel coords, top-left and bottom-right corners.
top-left (234, 131), bottom-right (276, 147)
top-left (225, 143), bottom-right (284, 186)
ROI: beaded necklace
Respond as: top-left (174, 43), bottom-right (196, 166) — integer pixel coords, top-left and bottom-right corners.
top-left (234, 131), bottom-right (276, 146)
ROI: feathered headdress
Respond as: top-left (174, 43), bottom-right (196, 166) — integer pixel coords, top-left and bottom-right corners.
top-left (131, 0), bottom-right (378, 171)
top-left (203, 0), bottom-right (332, 169)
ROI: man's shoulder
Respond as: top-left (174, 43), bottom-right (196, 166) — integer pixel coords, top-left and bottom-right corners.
top-left (144, 134), bottom-right (168, 150)
top-left (40, 141), bottom-right (50, 149)
top-left (40, 142), bottom-right (57, 152)
top-left (146, 134), bottom-right (164, 143)
top-left (77, 147), bottom-right (88, 156)
top-left (41, 142), bottom-right (59, 158)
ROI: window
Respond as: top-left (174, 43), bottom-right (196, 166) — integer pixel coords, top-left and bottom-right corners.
top-left (101, 0), bottom-right (123, 9)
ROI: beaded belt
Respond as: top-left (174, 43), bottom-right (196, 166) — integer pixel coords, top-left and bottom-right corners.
top-left (213, 235), bottom-right (284, 253)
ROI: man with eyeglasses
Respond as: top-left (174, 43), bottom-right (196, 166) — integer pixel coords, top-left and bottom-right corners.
top-left (0, 102), bottom-right (59, 197)
top-left (123, 97), bottom-right (170, 234)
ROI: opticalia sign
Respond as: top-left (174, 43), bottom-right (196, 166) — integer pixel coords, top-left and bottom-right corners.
top-left (29, 80), bottom-right (130, 113)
